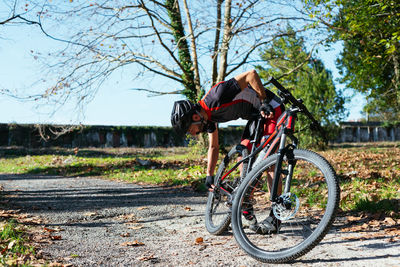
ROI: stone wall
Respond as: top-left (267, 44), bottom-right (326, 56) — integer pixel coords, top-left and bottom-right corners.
top-left (0, 124), bottom-right (244, 148)
top-left (0, 122), bottom-right (398, 148)
top-left (335, 122), bottom-right (400, 143)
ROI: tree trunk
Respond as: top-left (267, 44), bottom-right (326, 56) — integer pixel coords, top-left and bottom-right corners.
top-left (165, 0), bottom-right (197, 101)
top-left (182, 0), bottom-right (202, 99)
top-left (212, 0), bottom-right (223, 85)
top-left (217, 0), bottom-right (232, 83)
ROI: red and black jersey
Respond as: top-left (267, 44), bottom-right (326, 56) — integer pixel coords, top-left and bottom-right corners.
top-left (199, 78), bottom-right (282, 124)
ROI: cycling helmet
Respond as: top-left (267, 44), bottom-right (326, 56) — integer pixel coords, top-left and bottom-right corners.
top-left (171, 100), bottom-right (197, 135)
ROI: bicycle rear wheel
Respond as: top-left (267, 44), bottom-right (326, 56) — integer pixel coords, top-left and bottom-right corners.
top-left (205, 145), bottom-right (248, 235)
top-left (231, 149), bottom-right (340, 263)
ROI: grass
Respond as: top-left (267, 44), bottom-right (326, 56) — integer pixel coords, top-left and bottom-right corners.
top-left (0, 143), bottom-right (399, 214)
top-left (0, 146), bottom-right (207, 188)
top-left (0, 219), bottom-right (35, 266)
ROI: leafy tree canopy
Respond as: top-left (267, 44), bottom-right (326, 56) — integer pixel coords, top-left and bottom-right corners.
top-left (304, 0), bottom-right (400, 120)
top-left (257, 27), bottom-right (347, 147)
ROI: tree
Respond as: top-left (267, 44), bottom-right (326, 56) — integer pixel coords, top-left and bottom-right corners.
top-left (303, 0), bottom-right (400, 121)
top-left (2, 0), bottom-right (322, 113)
top-left (0, 1), bottom-right (42, 32)
top-left (256, 27), bottom-right (347, 147)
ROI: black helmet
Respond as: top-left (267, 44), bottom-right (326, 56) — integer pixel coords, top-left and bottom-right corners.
top-left (171, 100), bottom-right (197, 135)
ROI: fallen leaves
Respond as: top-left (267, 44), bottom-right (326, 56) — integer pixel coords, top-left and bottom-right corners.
top-left (121, 240), bottom-right (145, 247)
top-left (0, 208), bottom-right (61, 266)
top-left (322, 147), bottom-right (400, 182)
top-left (118, 213), bottom-right (141, 223)
top-left (341, 212), bottom-right (400, 243)
top-left (50, 235), bottom-right (62, 240)
top-left (195, 237), bottom-right (204, 244)
top-left (127, 225), bottom-right (144, 230)
top-left (137, 253), bottom-right (158, 262)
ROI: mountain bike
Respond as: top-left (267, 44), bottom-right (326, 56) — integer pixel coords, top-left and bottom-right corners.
top-left (230, 77), bottom-right (340, 263)
top-left (205, 76), bottom-right (331, 236)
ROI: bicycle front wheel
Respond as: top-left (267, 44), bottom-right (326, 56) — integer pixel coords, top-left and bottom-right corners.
top-left (231, 149), bottom-right (340, 263)
top-left (205, 145), bottom-right (248, 235)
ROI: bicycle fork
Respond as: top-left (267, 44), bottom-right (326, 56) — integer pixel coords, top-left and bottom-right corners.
top-left (270, 129), bottom-right (297, 202)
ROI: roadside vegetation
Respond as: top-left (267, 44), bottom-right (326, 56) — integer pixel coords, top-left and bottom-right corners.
top-left (0, 143), bottom-right (399, 264)
top-left (0, 219), bottom-right (35, 266)
top-left (0, 143), bottom-right (399, 214)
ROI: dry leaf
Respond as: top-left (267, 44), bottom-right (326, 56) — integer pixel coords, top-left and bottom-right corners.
top-left (369, 220), bottom-right (380, 227)
top-left (211, 241), bottom-right (227, 246)
top-left (120, 233), bottom-right (130, 237)
top-left (44, 227), bottom-right (63, 232)
top-left (8, 240), bottom-right (16, 249)
top-left (195, 237), bottom-right (204, 244)
top-left (184, 206), bottom-right (192, 211)
top-left (121, 240), bottom-right (145, 247)
top-left (137, 254), bottom-right (156, 261)
top-left (50, 235), bottom-right (62, 240)
top-left (128, 225), bottom-right (144, 230)
top-left (346, 215), bottom-right (362, 222)
top-left (383, 217), bottom-right (396, 226)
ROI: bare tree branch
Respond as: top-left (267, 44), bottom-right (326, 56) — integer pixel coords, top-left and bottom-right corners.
top-left (131, 88), bottom-right (183, 96)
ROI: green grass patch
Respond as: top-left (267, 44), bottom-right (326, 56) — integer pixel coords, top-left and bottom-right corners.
top-left (0, 219), bottom-right (35, 266)
top-left (0, 144), bottom-right (399, 212)
top-left (0, 147), bottom-right (206, 188)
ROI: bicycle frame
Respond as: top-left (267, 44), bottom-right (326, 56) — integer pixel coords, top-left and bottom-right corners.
top-left (216, 105), bottom-right (299, 203)
top-left (215, 76), bottom-right (325, 206)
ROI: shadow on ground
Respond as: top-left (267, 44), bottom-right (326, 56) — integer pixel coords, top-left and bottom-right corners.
top-left (0, 174), bottom-right (206, 214)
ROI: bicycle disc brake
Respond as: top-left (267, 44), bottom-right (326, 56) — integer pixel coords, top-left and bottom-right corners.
top-left (272, 192), bottom-right (300, 221)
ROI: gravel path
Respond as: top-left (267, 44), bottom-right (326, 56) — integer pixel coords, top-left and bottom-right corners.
top-left (1, 174), bottom-right (399, 267)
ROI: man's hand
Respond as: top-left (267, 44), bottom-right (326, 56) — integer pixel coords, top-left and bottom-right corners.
top-left (205, 175), bottom-right (215, 192)
top-left (260, 101), bottom-right (274, 119)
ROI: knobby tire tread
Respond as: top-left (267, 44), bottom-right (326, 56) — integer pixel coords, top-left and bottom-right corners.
top-left (205, 145), bottom-right (248, 235)
top-left (232, 149), bottom-right (340, 263)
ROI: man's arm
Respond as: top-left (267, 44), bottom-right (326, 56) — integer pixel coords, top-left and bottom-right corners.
top-left (207, 127), bottom-right (219, 177)
top-left (235, 69), bottom-right (274, 119)
top-left (234, 69), bottom-right (267, 101)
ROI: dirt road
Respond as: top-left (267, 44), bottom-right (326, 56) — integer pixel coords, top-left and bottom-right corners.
top-left (1, 174), bottom-right (399, 266)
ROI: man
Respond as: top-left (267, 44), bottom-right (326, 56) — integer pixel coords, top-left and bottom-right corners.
top-left (171, 69), bottom-right (284, 234)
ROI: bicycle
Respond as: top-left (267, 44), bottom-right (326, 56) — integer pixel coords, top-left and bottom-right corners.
top-left (205, 76), bottom-right (313, 236)
top-left (229, 77), bottom-right (340, 263)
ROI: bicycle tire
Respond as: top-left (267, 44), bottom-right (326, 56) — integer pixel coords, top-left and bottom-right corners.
top-left (231, 149), bottom-right (340, 263)
top-left (205, 145), bottom-right (248, 235)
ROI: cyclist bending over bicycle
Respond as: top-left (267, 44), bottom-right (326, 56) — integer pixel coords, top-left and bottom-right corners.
top-left (171, 69), bottom-right (285, 234)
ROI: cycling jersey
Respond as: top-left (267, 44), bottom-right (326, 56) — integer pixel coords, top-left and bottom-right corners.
top-left (199, 78), bottom-right (282, 124)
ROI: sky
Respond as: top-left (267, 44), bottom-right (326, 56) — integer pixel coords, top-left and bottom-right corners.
top-left (0, 12), bottom-right (366, 127)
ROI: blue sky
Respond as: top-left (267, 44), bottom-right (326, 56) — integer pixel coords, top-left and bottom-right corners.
top-left (0, 18), bottom-right (365, 127)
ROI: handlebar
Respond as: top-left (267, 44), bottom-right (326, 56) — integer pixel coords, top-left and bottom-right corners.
top-left (266, 77), bottom-right (327, 142)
